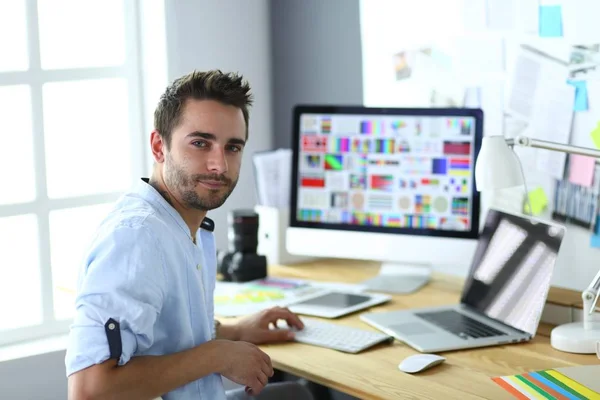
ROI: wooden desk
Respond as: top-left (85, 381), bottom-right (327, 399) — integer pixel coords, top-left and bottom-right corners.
top-left (253, 259), bottom-right (599, 400)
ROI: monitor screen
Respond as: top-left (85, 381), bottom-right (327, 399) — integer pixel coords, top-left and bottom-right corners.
top-left (290, 106), bottom-right (483, 239)
top-left (460, 209), bottom-right (565, 335)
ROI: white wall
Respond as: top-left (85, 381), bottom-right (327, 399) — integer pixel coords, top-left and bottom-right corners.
top-left (164, 0), bottom-right (273, 251)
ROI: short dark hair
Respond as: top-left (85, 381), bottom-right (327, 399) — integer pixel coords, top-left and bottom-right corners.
top-left (154, 70), bottom-right (253, 147)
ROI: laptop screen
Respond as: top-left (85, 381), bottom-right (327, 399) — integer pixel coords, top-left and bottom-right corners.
top-left (460, 209), bottom-right (565, 335)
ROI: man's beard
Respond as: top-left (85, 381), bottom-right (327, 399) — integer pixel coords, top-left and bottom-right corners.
top-left (164, 155), bottom-right (237, 211)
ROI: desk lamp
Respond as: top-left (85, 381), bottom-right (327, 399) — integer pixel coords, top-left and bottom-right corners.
top-left (475, 135), bottom-right (600, 353)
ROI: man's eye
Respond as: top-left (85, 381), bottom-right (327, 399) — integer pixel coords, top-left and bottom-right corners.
top-left (192, 141), bottom-right (207, 147)
top-left (228, 145), bottom-right (242, 153)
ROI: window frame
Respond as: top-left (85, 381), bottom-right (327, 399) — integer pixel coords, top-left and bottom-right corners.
top-left (0, 0), bottom-right (148, 347)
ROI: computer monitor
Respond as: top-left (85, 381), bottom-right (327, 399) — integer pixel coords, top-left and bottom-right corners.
top-left (286, 105), bottom-right (483, 293)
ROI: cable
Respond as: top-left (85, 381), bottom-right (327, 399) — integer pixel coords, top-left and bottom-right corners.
top-left (512, 147), bottom-right (532, 216)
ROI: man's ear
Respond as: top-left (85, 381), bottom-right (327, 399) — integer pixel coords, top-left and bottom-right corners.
top-left (150, 130), bottom-right (165, 163)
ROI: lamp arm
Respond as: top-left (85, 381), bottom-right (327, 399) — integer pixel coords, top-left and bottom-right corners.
top-left (582, 269), bottom-right (600, 330)
top-left (514, 136), bottom-right (600, 159)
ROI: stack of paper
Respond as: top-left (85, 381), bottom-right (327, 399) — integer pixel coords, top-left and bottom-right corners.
top-left (492, 365), bottom-right (600, 399)
top-left (214, 277), bottom-right (366, 317)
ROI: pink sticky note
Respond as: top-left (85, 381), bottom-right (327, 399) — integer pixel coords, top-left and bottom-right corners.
top-left (569, 154), bottom-right (596, 187)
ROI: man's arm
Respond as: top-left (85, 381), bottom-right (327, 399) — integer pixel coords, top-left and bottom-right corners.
top-left (69, 340), bottom-right (225, 400)
top-left (69, 338), bottom-right (274, 399)
top-left (215, 307), bottom-right (304, 345)
top-left (215, 321), bottom-right (240, 341)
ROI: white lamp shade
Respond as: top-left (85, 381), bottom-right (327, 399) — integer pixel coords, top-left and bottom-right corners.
top-left (475, 136), bottom-right (524, 191)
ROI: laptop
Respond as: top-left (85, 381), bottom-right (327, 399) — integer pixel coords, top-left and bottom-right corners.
top-left (360, 208), bottom-right (566, 353)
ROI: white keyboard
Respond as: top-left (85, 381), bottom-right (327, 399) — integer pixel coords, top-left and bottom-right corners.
top-left (276, 318), bottom-right (393, 353)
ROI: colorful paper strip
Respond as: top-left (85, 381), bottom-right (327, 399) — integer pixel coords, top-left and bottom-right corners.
top-left (492, 369), bottom-right (600, 400)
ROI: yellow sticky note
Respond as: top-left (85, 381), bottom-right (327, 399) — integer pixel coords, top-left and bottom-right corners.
top-left (591, 122), bottom-right (600, 149)
top-left (524, 187), bottom-right (548, 216)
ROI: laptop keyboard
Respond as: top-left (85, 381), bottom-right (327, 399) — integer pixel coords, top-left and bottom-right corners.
top-left (415, 310), bottom-right (507, 339)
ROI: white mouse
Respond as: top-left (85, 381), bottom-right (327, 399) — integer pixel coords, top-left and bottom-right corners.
top-left (398, 354), bottom-right (446, 373)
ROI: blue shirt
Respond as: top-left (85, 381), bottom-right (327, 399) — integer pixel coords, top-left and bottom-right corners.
top-left (65, 178), bottom-right (226, 400)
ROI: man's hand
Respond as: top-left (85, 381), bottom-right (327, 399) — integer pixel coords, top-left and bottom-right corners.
top-left (233, 306), bottom-right (305, 344)
top-left (217, 340), bottom-right (274, 396)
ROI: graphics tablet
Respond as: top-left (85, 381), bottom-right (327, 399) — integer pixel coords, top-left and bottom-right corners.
top-left (289, 291), bottom-right (391, 318)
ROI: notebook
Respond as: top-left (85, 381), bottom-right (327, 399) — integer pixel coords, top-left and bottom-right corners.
top-left (492, 364), bottom-right (600, 399)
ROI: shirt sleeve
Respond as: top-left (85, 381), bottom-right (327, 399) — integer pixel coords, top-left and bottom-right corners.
top-left (65, 221), bottom-right (166, 377)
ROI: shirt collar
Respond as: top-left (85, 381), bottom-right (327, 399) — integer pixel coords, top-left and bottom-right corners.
top-left (136, 178), bottom-right (215, 240)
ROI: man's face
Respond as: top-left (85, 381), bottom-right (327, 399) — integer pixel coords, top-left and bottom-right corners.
top-left (163, 99), bottom-right (246, 211)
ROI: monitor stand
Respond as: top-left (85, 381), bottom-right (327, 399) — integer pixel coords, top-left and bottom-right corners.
top-left (361, 263), bottom-right (432, 294)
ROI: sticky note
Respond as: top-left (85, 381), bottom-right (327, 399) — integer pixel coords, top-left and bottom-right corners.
top-left (591, 216), bottom-right (600, 248)
top-left (523, 187), bottom-right (548, 216)
top-left (567, 80), bottom-right (589, 111)
top-left (539, 5), bottom-right (563, 37)
top-left (569, 154), bottom-right (596, 187)
top-left (591, 122), bottom-right (600, 149)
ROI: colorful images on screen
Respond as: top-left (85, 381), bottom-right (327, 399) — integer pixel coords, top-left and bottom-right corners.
top-left (368, 195), bottom-right (393, 209)
top-left (370, 175), bottom-right (394, 191)
top-left (296, 113), bottom-right (475, 231)
top-left (301, 116), bottom-right (318, 133)
top-left (391, 120), bottom-right (408, 133)
top-left (300, 174), bottom-right (325, 188)
top-left (449, 158), bottom-right (471, 176)
top-left (321, 118), bottom-right (332, 133)
top-left (324, 154), bottom-right (344, 170)
top-left (451, 197), bottom-right (469, 215)
top-left (298, 209), bottom-right (322, 221)
top-left (446, 118), bottom-right (472, 135)
top-left (360, 120), bottom-right (385, 135)
top-left (415, 195), bottom-right (431, 213)
top-left (303, 154), bottom-right (321, 169)
top-left (350, 174), bottom-right (367, 189)
top-left (399, 179), bottom-right (418, 189)
top-left (397, 139), bottom-right (411, 152)
top-left (374, 138), bottom-right (395, 154)
top-left (432, 158), bottom-right (447, 174)
top-left (329, 137), bottom-right (351, 153)
top-left (302, 136), bottom-right (328, 152)
top-left (443, 141), bottom-right (471, 155)
top-left (369, 159), bottom-right (400, 167)
top-left (450, 178), bottom-right (469, 193)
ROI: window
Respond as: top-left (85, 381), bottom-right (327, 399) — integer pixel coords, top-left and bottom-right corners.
top-left (0, 0), bottom-right (153, 346)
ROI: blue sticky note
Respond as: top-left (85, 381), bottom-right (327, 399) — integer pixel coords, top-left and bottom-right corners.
top-left (567, 80), bottom-right (589, 111)
top-left (539, 5), bottom-right (563, 37)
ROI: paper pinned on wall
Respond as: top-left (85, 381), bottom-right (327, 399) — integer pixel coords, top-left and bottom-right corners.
top-left (487, 0), bottom-right (516, 30)
top-left (507, 50), bottom-right (569, 122)
top-left (524, 187), bottom-right (548, 216)
top-left (569, 154), bottom-right (596, 187)
top-left (570, 80), bottom-right (600, 149)
top-left (252, 148), bottom-right (292, 208)
top-left (531, 81), bottom-right (575, 179)
top-left (591, 122), bottom-right (600, 149)
top-left (538, 5), bottom-right (563, 37)
top-left (567, 79), bottom-right (589, 111)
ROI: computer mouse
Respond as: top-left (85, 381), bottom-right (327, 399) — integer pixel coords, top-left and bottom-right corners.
top-left (398, 354), bottom-right (446, 373)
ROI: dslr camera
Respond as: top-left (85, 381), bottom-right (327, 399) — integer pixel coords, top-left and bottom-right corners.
top-left (217, 209), bottom-right (268, 282)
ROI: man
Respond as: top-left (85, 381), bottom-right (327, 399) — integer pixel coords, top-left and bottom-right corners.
top-left (66, 70), bottom-right (313, 400)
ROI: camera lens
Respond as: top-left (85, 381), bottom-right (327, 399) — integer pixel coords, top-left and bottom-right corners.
top-left (228, 209), bottom-right (259, 253)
